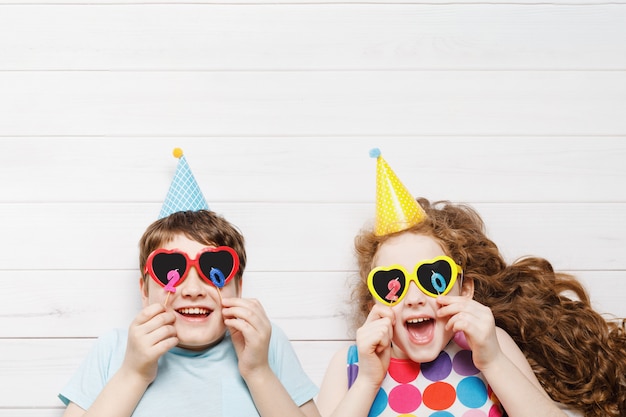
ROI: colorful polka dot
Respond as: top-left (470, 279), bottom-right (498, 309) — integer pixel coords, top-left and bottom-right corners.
top-left (389, 358), bottom-right (421, 383)
top-left (388, 384), bottom-right (421, 413)
top-left (457, 377), bottom-right (488, 408)
top-left (423, 382), bottom-right (456, 410)
top-left (368, 388), bottom-right (388, 417)
top-left (421, 351), bottom-right (452, 381)
top-left (462, 410), bottom-right (488, 417)
top-left (361, 343), bottom-right (501, 416)
top-left (452, 350), bottom-right (479, 376)
top-left (488, 404), bottom-right (504, 417)
top-left (488, 387), bottom-right (502, 411)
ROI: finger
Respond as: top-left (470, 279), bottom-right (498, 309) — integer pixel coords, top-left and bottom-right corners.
top-left (152, 331), bottom-right (179, 352)
top-left (357, 317), bottom-right (394, 354)
top-left (224, 316), bottom-right (254, 335)
top-left (139, 310), bottom-right (177, 336)
top-left (224, 316), bottom-right (270, 355)
top-left (133, 303), bottom-right (167, 326)
top-left (437, 297), bottom-right (485, 319)
top-left (222, 299), bottom-right (270, 330)
top-left (222, 305), bottom-right (259, 326)
top-left (435, 294), bottom-right (470, 308)
top-left (221, 297), bottom-right (263, 310)
top-left (145, 319), bottom-right (178, 344)
top-left (366, 304), bottom-right (396, 325)
top-left (128, 306), bottom-right (171, 344)
top-left (444, 311), bottom-right (470, 332)
top-left (223, 297), bottom-right (267, 316)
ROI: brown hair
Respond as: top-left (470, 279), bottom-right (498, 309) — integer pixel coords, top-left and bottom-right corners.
top-left (351, 198), bottom-right (626, 417)
top-left (138, 210), bottom-right (247, 286)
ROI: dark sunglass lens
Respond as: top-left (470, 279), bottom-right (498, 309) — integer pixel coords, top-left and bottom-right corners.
top-left (416, 259), bottom-right (453, 295)
top-left (198, 251), bottom-right (236, 287)
top-left (371, 269), bottom-right (406, 303)
top-left (151, 252), bottom-right (187, 286)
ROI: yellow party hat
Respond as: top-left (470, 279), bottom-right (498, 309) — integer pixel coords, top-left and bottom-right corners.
top-left (370, 148), bottom-right (427, 236)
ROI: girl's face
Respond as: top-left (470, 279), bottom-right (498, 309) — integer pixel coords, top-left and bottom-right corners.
top-left (372, 232), bottom-right (469, 363)
top-left (141, 233), bottom-right (241, 351)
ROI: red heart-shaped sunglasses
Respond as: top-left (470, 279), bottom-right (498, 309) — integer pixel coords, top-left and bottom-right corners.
top-left (145, 246), bottom-right (240, 290)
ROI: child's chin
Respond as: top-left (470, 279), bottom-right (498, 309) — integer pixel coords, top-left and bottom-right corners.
top-left (407, 346), bottom-right (443, 363)
top-left (397, 334), bottom-right (450, 362)
top-left (175, 326), bottom-right (227, 351)
top-left (177, 334), bottom-right (225, 351)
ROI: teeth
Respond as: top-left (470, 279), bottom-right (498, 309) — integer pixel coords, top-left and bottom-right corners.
top-left (178, 307), bottom-right (209, 315)
top-left (407, 318), bottom-right (431, 324)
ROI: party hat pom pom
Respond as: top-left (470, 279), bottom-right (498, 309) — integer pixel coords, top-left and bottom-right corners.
top-left (172, 147), bottom-right (184, 159)
top-left (369, 148), bottom-right (381, 159)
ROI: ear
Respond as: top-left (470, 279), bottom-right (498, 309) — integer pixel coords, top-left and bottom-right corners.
top-left (139, 276), bottom-right (149, 307)
top-left (460, 275), bottom-right (474, 299)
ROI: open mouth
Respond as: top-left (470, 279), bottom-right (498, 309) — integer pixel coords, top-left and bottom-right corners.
top-left (406, 317), bottom-right (435, 343)
top-left (176, 307), bottom-right (211, 318)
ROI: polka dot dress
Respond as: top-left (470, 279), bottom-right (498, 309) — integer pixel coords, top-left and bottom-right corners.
top-left (349, 342), bottom-right (504, 417)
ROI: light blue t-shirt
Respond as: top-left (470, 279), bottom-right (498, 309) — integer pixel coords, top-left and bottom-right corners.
top-left (59, 323), bottom-right (317, 416)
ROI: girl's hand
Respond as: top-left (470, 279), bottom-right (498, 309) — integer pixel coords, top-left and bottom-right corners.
top-left (122, 303), bottom-right (178, 384)
top-left (436, 295), bottom-right (502, 371)
top-left (354, 304), bottom-right (395, 388)
top-left (221, 297), bottom-right (272, 379)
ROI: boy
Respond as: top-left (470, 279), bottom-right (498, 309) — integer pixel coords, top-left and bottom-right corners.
top-left (59, 149), bottom-right (320, 417)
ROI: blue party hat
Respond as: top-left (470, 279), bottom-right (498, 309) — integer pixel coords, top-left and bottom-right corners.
top-left (158, 148), bottom-right (209, 219)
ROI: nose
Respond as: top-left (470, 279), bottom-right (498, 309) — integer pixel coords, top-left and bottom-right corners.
top-left (178, 266), bottom-right (208, 298)
top-left (403, 281), bottom-right (428, 307)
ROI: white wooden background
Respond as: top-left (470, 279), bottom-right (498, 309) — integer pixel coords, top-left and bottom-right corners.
top-left (1, 1), bottom-right (625, 416)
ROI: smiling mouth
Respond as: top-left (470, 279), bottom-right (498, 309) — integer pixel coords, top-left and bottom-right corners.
top-left (406, 317), bottom-right (435, 343)
top-left (407, 317), bottom-right (431, 325)
top-left (176, 307), bottom-right (211, 318)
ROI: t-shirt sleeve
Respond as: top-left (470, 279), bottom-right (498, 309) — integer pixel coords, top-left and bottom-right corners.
top-left (268, 323), bottom-right (319, 407)
top-left (58, 329), bottom-right (123, 410)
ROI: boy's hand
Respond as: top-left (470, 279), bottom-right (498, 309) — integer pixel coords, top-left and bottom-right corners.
top-left (122, 303), bottom-right (178, 384)
top-left (221, 297), bottom-right (272, 379)
top-left (354, 304), bottom-right (395, 388)
top-left (436, 295), bottom-right (502, 371)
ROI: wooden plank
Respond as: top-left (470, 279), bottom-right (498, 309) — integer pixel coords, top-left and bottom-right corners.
top-left (0, 338), bottom-right (347, 408)
top-left (0, 0), bottom-right (621, 5)
top-left (1, 4), bottom-right (624, 70)
top-left (0, 271), bottom-right (351, 340)
top-left (0, 202), bottom-right (625, 271)
top-left (0, 202), bottom-right (359, 272)
top-left (1, 72), bottom-right (625, 136)
top-left (2, 138), bottom-right (625, 204)
top-left (567, 272), bottom-right (626, 318)
top-left (0, 269), bottom-right (622, 340)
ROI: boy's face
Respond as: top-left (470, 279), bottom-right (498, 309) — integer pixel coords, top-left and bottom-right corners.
top-left (140, 233), bottom-right (241, 351)
top-left (372, 232), bottom-right (471, 363)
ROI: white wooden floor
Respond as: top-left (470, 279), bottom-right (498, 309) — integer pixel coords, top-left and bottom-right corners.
top-left (1, 1), bottom-right (625, 416)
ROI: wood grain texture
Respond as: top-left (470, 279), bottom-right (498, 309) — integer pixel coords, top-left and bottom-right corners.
top-left (1, 138), bottom-right (625, 203)
top-left (2, 72), bottom-right (625, 136)
top-left (0, 0), bottom-right (623, 414)
top-left (1, 4), bottom-right (624, 70)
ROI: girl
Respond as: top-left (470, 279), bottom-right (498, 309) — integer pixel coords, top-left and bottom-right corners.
top-left (317, 151), bottom-right (625, 417)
